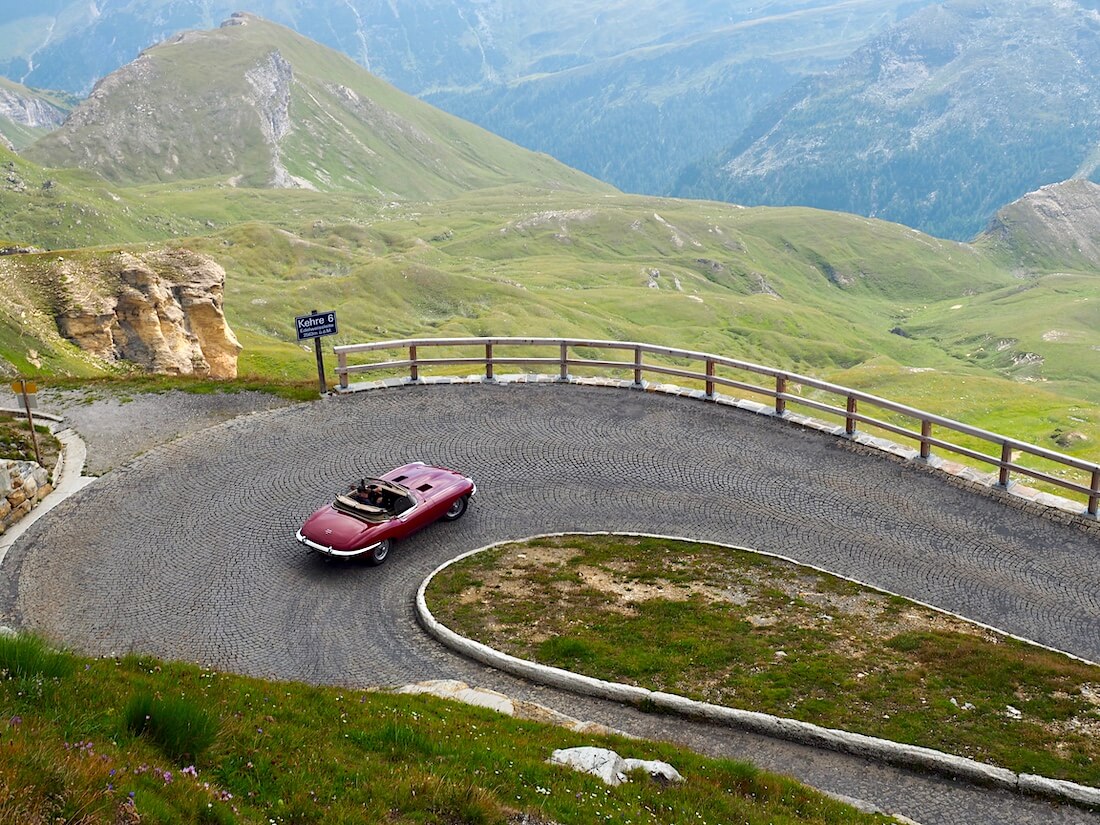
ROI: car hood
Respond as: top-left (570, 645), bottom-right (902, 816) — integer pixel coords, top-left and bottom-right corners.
top-left (300, 505), bottom-right (388, 552)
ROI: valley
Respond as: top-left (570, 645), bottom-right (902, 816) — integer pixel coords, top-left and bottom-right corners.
top-left (0, 11), bottom-right (1097, 467)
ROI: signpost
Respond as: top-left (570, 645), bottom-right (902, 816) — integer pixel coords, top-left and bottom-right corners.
top-left (295, 310), bottom-right (338, 393)
top-left (10, 379), bottom-right (41, 465)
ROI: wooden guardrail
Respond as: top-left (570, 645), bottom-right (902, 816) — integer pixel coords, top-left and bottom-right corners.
top-left (334, 337), bottom-right (1100, 517)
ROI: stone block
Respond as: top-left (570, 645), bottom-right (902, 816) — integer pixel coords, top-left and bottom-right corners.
top-left (7, 488), bottom-right (26, 507)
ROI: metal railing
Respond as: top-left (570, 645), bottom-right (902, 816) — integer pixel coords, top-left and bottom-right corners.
top-left (334, 337), bottom-right (1100, 517)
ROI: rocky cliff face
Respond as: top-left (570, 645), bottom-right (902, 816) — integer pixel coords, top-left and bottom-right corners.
top-left (52, 249), bottom-right (242, 378)
top-left (0, 85), bottom-right (66, 130)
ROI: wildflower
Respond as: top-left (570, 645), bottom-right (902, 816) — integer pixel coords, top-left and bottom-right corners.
top-left (162, 770), bottom-right (173, 784)
top-left (182, 765), bottom-right (197, 777)
top-left (7, 715), bottom-right (20, 727)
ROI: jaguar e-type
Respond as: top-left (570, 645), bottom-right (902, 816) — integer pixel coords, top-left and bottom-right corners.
top-left (296, 462), bottom-right (475, 565)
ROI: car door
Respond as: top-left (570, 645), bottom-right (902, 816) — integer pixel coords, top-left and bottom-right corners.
top-left (391, 489), bottom-right (427, 538)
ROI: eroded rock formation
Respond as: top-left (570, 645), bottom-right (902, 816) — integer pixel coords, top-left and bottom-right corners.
top-left (0, 86), bottom-right (66, 131)
top-left (54, 249), bottom-right (241, 378)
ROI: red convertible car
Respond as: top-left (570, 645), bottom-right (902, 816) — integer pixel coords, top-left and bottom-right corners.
top-left (296, 462), bottom-right (475, 565)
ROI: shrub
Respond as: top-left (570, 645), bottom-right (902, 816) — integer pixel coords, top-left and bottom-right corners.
top-left (124, 691), bottom-right (218, 764)
top-left (0, 632), bottom-right (74, 680)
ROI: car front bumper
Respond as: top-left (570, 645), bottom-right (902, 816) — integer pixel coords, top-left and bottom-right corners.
top-left (296, 529), bottom-right (382, 558)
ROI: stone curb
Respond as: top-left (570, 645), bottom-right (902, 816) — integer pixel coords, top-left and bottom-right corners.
top-left (337, 373), bottom-right (1099, 530)
top-left (0, 407), bottom-right (65, 424)
top-left (415, 533), bottom-right (1100, 810)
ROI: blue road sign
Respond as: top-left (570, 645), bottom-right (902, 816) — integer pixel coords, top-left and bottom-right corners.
top-left (295, 310), bottom-right (338, 341)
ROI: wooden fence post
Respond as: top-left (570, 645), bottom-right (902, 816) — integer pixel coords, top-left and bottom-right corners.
top-left (486, 343), bottom-right (494, 380)
top-left (998, 443), bottom-right (1013, 487)
top-left (560, 343), bottom-right (568, 380)
top-left (1088, 469), bottom-right (1098, 517)
top-left (634, 347), bottom-right (643, 386)
top-left (338, 351), bottom-right (348, 389)
top-left (920, 419), bottom-right (932, 459)
top-left (705, 359), bottom-right (715, 399)
top-left (409, 345), bottom-right (418, 382)
top-left (845, 396), bottom-right (857, 435)
top-left (775, 376), bottom-right (786, 415)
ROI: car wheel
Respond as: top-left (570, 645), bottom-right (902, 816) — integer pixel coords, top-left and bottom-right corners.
top-left (366, 539), bottom-right (391, 566)
top-left (442, 495), bottom-right (469, 521)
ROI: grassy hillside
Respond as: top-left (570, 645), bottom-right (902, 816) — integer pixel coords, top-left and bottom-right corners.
top-left (0, 633), bottom-right (890, 825)
top-left (3, 172), bottom-right (1099, 463)
top-left (24, 14), bottom-right (610, 199)
top-left (3, 163), bottom-right (1099, 464)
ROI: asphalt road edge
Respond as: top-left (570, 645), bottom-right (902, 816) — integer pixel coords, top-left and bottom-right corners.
top-left (415, 533), bottom-right (1100, 810)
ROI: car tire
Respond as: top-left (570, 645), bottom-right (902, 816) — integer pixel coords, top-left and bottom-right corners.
top-left (442, 495), bottom-right (469, 521)
top-left (366, 539), bottom-right (391, 566)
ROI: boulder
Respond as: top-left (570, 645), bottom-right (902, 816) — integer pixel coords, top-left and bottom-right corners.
top-left (548, 746), bottom-right (683, 787)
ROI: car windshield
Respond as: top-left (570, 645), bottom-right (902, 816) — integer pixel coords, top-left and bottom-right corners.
top-left (336, 477), bottom-right (415, 516)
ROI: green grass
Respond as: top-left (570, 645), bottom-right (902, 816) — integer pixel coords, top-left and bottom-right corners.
top-left (427, 535), bottom-right (1100, 787)
top-left (0, 412), bottom-right (61, 470)
top-left (0, 632), bottom-right (74, 680)
top-left (0, 633), bottom-right (891, 825)
top-left (124, 690), bottom-right (220, 764)
top-left (43, 373), bottom-right (323, 403)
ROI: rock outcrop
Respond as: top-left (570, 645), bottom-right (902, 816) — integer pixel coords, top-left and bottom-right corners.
top-left (0, 86), bottom-right (66, 131)
top-left (981, 180), bottom-right (1100, 271)
top-left (54, 249), bottom-right (242, 378)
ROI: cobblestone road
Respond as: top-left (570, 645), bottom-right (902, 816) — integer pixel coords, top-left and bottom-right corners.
top-left (2, 382), bottom-right (1098, 824)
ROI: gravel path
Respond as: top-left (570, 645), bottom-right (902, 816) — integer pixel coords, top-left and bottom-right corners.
top-left (2, 382), bottom-right (1098, 825)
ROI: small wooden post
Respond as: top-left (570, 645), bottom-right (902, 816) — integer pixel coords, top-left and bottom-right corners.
top-left (920, 420), bottom-right (932, 460)
top-left (313, 338), bottom-right (327, 394)
top-left (775, 376), bottom-right (787, 415)
top-left (998, 442), bottom-right (1013, 487)
top-left (559, 343), bottom-right (568, 380)
top-left (338, 352), bottom-right (349, 389)
top-left (705, 359), bottom-right (715, 399)
top-left (485, 343), bottom-right (494, 380)
top-left (409, 345), bottom-right (418, 382)
top-left (633, 347), bottom-right (643, 386)
top-left (16, 380), bottom-right (42, 465)
top-left (1089, 468), bottom-right (1099, 517)
top-left (845, 396), bottom-right (857, 435)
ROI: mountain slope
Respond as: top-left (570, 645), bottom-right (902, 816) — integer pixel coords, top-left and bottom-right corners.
top-left (678, 0), bottom-right (1100, 240)
top-left (425, 0), bottom-right (935, 196)
top-left (24, 14), bottom-right (610, 199)
top-left (977, 179), bottom-right (1100, 272)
